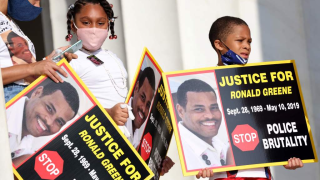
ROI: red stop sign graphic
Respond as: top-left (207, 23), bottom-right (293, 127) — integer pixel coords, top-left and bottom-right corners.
top-left (34, 150), bottom-right (64, 179)
top-left (140, 133), bottom-right (152, 161)
top-left (232, 124), bottom-right (259, 151)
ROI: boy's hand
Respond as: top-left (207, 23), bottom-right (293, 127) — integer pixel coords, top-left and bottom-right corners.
top-left (196, 168), bottom-right (214, 179)
top-left (283, 157), bottom-right (303, 170)
top-left (160, 156), bottom-right (175, 176)
top-left (106, 103), bottom-right (128, 125)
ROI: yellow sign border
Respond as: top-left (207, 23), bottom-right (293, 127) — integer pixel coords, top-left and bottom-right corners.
top-left (125, 47), bottom-right (163, 104)
top-left (162, 60), bottom-right (318, 176)
top-left (7, 59), bottom-right (154, 180)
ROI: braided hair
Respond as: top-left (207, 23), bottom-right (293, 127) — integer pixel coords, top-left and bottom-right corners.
top-left (65, 0), bottom-right (116, 41)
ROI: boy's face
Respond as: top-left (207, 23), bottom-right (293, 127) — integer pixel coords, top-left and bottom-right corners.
top-left (221, 25), bottom-right (252, 59)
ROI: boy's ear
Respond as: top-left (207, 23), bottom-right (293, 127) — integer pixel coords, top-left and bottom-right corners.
top-left (214, 40), bottom-right (225, 51)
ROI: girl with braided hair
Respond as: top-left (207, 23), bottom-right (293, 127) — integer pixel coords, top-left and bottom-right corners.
top-left (66, 0), bottom-right (174, 176)
top-left (67, 0), bottom-right (128, 116)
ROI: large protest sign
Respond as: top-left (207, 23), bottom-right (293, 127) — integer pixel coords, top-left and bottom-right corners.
top-left (125, 48), bottom-right (173, 180)
top-left (162, 60), bottom-right (317, 176)
top-left (6, 60), bottom-right (153, 180)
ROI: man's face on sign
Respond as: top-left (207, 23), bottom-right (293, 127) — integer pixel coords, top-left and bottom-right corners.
top-left (9, 36), bottom-right (33, 63)
top-left (177, 91), bottom-right (222, 140)
top-left (132, 78), bottom-right (154, 130)
top-left (23, 86), bottom-right (75, 137)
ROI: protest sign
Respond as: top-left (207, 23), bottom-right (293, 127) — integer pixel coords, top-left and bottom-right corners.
top-left (162, 60), bottom-right (317, 176)
top-left (125, 48), bottom-right (173, 180)
top-left (6, 60), bottom-right (153, 180)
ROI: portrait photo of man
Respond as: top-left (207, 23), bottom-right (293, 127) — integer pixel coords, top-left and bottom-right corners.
top-left (169, 75), bottom-right (234, 171)
top-left (126, 66), bottom-right (156, 148)
top-left (6, 80), bottom-right (80, 165)
top-left (6, 31), bottom-right (36, 65)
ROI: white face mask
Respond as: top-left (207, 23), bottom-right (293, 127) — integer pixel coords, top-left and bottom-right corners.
top-left (74, 23), bottom-right (109, 51)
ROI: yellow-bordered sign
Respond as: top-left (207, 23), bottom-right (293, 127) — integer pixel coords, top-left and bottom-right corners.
top-left (6, 59), bottom-right (154, 180)
top-left (162, 60), bottom-right (317, 176)
top-left (125, 47), bottom-right (174, 180)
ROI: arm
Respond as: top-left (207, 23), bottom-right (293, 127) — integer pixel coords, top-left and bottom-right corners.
top-left (2, 61), bottom-right (67, 84)
top-left (2, 46), bottom-right (77, 85)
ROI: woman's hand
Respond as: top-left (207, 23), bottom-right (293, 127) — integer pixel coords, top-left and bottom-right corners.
top-left (27, 60), bottom-right (67, 83)
top-left (46, 45), bottom-right (78, 63)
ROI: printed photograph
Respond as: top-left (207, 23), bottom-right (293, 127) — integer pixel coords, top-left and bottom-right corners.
top-left (127, 53), bottom-right (162, 149)
top-left (6, 65), bottom-right (94, 167)
top-left (167, 71), bottom-right (235, 171)
top-left (1, 30), bottom-right (36, 65)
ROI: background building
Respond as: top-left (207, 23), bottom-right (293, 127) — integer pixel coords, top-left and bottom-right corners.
top-left (16, 0), bottom-right (320, 179)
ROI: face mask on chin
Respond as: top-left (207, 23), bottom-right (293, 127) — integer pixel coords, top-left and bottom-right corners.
top-left (7, 0), bottom-right (42, 21)
top-left (219, 40), bottom-right (248, 65)
top-left (73, 23), bottom-right (109, 52)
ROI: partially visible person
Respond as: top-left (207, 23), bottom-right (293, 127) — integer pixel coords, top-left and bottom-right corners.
top-left (0, 0), bottom-right (77, 103)
top-left (7, 80), bottom-right (79, 166)
top-left (196, 15), bottom-right (303, 180)
top-left (66, 0), bottom-right (174, 175)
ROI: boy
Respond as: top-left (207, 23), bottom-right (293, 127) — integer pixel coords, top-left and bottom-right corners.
top-left (196, 16), bottom-right (303, 179)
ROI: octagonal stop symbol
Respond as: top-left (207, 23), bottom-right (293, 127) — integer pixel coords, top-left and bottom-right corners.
top-left (34, 150), bottom-right (64, 179)
top-left (232, 124), bottom-right (259, 151)
top-left (140, 133), bottom-right (152, 161)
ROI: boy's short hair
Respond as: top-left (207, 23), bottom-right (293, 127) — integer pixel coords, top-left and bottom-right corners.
top-left (209, 16), bottom-right (248, 49)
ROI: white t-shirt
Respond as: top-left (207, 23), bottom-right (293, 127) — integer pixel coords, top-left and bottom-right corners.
top-left (69, 49), bottom-right (128, 108)
top-left (6, 96), bottom-right (35, 159)
top-left (0, 12), bottom-right (36, 85)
